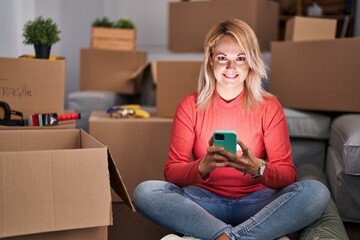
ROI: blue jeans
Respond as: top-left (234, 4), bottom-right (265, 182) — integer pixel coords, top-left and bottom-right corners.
top-left (133, 180), bottom-right (330, 240)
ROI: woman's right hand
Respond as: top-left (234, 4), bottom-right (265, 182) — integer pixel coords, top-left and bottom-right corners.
top-left (198, 138), bottom-right (229, 177)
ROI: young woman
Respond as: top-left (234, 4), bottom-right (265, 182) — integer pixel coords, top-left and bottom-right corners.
top-left (133, 19), bottom-right (330, 240)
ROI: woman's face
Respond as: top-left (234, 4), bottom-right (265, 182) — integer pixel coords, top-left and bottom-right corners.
top-left (210, 35), bottom-right (250, 94)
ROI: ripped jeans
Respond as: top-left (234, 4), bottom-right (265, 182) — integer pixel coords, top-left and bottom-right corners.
top-left (133, 180), bottom-right (330, 240)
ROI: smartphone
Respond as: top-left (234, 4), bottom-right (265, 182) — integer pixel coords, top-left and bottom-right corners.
top-left (213, 130), bottom-right (237, 154)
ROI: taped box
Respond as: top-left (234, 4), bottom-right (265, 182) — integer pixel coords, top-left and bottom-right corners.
top-left (0, 129), bottom-right (134, 240)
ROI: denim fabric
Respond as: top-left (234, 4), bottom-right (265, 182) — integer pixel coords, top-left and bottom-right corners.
top-left (133, 180), bottom-right (329, 240)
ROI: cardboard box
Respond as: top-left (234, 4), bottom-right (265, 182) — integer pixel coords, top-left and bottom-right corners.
top-left (0, 57), bottom-right (65, 118)
top-left (269, 37), bottom-right (360, 112)
top-left (0, 129), bottom-right (134, 239)
top-left (89, 111), bottom-right (173, 202)
top-left (153, 61), bottom-right (201, 118)
top-left (80, 48), bottom-right (148, 94)
top-left (168, 0), bottom-right (278, 52)
top-left (91, 27), bottom-right (136, 51)
top-left (285, 16), bottom-right (337, 41)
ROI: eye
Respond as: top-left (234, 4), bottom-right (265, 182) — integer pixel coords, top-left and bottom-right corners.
top-left (217, 56), bottom-right (227, 61)
top-left (237, 56), bottom-right (246, 61)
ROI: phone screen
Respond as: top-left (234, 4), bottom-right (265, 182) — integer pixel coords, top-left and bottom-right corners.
top-left (213, 130), bottom-right (237, 154)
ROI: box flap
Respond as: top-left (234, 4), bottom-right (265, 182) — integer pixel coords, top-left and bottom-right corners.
top-left (107, 150), bottom-right (136, 212)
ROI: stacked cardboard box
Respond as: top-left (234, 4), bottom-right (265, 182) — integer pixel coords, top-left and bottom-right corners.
top-left (168, 0), bottom-right (279, 52)
top-left (285, 16), bottom-right (337, 41)
top-left (89, 111), bottom-right (173, 201)
top-left (153, 61), bottom-right (202, 118)
top-left (0, 57), bottom-right (65, 118)
top-left (80, 48), bottom-right (148, 94)
top-left (269, 37), bottom-right (360, 112)
top-left (88, 60), bottom-right (202, 202)
top-left (0, 129), bottom-right (134, 239)
top-left (269, 16), bottom-right (360, 112)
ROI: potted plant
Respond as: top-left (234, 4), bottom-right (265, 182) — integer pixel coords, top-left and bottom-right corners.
top-left (23, 16), bottom-right (61, 59)
top-left (91, 17), bottom-right (136, 51)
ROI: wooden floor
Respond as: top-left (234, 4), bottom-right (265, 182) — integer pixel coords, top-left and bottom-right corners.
top-left (344, 222), bottom-right (360, 240)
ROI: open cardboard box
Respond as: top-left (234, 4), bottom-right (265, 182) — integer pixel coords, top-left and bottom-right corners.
top-left (80, 48), bottom-right (148, 94)
top-left (0, 57), bottom-right (65, 118)
top-left (0, 129), bottom-right (134, 239)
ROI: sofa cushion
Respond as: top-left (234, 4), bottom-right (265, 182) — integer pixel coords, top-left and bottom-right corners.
top-left (329, 114), bottom-right (360, 175)
top-left (284, 108), bottom-right (331, 139)
top-left (68, 91), bottom-right (130, 131)
top-left (296, 164), bottom-right (348, 239)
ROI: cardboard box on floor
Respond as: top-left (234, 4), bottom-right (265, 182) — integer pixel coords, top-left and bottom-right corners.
top-left (89, 111), bottom-right (173, 202)
top-left (269, 37), bottom-right (360, 112)
top-left (285, 16), bottom-right (337, 41)
top-left (0, 129), bottom-right (134, 240)
top-left (152, 61), bottom-right (202, 118)
top-left (80, 48), bottom-right (148, 94)
top-left (0, 57), bottom-right (65, 118)
top-left (168, 0), bottom-right (278, 52)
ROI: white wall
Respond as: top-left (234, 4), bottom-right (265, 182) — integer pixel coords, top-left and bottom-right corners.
top-left (0, 0), bottom-right (359, 108)
top-left (0, 0), bottom-right (171, 108)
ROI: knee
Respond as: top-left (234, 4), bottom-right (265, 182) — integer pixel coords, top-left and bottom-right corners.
top-left (301, 180), bottom-right (330, 215)
top-left (133, 180), bottom-right (167, 208)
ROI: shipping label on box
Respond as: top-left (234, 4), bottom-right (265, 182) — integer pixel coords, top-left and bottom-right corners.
top-left (0, 57), bottom-right (65, 118)
top-left (0, 129), bottom-right (134, 239)
top-left (80, 48), bottom-right (148, 94)
top-left (153, 61), bottom-right (201, 118)
top-left (269, 38), bottom-right (360, 112)
top-left (89, 111), bottom-right (173, 202)
top-left (285, 16), bottom-right (337, 41)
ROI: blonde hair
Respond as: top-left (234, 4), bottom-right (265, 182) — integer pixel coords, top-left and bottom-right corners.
top-left (197, 19), bottom-right (271, 110)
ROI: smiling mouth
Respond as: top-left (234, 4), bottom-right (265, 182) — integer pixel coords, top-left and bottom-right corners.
top-left (223, 73), bottom-right (238, 79)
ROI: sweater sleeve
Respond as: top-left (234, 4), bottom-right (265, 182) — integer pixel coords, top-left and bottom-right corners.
top-left (255, 98), bottom-right (297, 189)
top-left (164, 94), bottom-right (205, 186)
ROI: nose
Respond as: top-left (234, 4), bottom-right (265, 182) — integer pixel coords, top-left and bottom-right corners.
top-left (226, 60), bottom-right (236, 69)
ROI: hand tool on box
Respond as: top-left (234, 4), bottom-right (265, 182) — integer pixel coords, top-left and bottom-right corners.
top-left (27, 112), bottom-right (81, 126)
top-left (107, 104), bottom-right (150, 118)
top-left (0, 101), bottom-right (26, 126)
top-left (0, 101), bottom-right (81, 126)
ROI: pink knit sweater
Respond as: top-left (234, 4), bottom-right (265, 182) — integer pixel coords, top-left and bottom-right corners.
top-left (164, 90), bottom-right (296, 199)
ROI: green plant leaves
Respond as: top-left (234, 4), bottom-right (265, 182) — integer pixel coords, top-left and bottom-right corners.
top-left (92, 17), bottom-right (136, 29)
top-left (23, 16), bottom-right (61, 45)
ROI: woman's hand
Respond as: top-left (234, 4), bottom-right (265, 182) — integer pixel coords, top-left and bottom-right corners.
top-left (198, 138), bottom-right (230, 177)
top-left (224, 138), bottom-right (262, 176)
